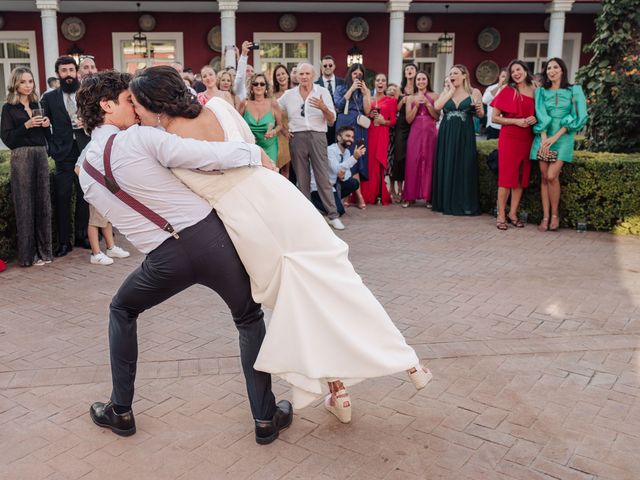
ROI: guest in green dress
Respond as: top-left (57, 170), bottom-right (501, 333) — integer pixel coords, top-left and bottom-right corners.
top-left (239, 73), bottom-right (282, 164)
top-left (432, 64), bottom-right (484, 216)
top-left (530, 58), bottom-right (588, 232)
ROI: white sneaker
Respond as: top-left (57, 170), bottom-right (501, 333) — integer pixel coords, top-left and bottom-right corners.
top-left (328, 218), bottom-right (345, 230)
top-left (106, 245), bottom-right (130, 259)
top-left (90, 252), bottom-right (114, 265)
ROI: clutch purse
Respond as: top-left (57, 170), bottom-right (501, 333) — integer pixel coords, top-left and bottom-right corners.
top-left (537, 149), bottom-right (558, 162)
top-left (356, 114), bottom-right (371, 129)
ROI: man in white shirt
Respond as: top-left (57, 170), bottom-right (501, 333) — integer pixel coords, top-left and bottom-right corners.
top-left (277, 62), bottom-right (345, 230)
top-left (483, 67), bottom-right (508, 140)
top-left (311, 126), bottom-right (364, 216)
top-left (76, 71), bottom-right (291, 445)
top-left (234, 41), bottom-right (255, 101)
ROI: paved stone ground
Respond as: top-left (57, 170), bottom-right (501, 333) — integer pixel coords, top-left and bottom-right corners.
top-left (1, 206), bottom-right (639, 480)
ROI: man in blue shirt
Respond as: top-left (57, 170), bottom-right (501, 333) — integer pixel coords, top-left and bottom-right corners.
top-left (311, 126), bottom-right (365, 216)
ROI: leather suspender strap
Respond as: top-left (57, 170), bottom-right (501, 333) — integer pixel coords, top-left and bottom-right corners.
top-left (82, 133), bottom-right (179, 239)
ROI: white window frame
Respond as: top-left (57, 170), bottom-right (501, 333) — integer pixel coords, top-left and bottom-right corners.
top-left (0, 31), bottom-right (40, 93)
top-left (111, 32), bottom-right (184, 72)
top-left (403, 33), bottom-right (454, 92)
top-left (252, 32), bottom-right (322, 76)
top-left (518, 32), bottom-right (582, 81)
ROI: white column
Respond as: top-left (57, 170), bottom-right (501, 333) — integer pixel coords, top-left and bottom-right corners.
top-left (546, 0), bottom-right (575, 59)
top-left (387, 1), bottom-right (412, 85)
top-left (36, 0), bottom-right (60, 80)
top-left (218, 0), bottom-right (239, 69)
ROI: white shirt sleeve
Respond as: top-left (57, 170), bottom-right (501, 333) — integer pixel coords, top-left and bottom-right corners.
top-left (340, 155), bottom-right (358, 172)
top-left (136, 126), bottom-right (261, 170)
top-left (235, 55), bottom-right (248, 100)
top-left (483, 83), bottom-right (497, 105)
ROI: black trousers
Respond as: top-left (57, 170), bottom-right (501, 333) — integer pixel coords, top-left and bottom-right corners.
top-left (485, 126), bottom-right (501, 140)
top-left (54, 141), bottom-right (88, 245)
top-left (311, 177), bottom-right (359, 216)
top-left (10, 146), bottom-right (52, 265)
top-left (108, 211), bottom-right (276, 420)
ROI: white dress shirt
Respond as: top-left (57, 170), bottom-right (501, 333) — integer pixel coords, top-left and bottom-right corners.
top-left (234, 54), bottom-right (248, 100)
top-left (277, 84), bottom-right (336, 133)
top-left (79, 123), bottom-right (262, 254)
top-left (483, 82), bottom-right (502, 131)
top-left (310, 142), bottom-right (357, 192)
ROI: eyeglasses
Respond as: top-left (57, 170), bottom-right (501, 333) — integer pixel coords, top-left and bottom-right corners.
top-left (300, 103), bottom-right (305, 117)
top-left (252, 82), bottom-right (266, 87)
top-left (322, 64), bottom-right (334, 68)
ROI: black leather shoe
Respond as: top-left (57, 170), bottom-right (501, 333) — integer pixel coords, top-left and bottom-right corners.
top-left (75, 238), bottom-right (91, 249)
top-left (255, 400), bottom-right (293, 445)
top-left (89, 401), bottom-right (136, 437)
top-left (54, 243), bottom-right (73, 257)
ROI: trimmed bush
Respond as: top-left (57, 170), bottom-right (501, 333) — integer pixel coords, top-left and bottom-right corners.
top-left (477, 140), bottom-right (640, 233)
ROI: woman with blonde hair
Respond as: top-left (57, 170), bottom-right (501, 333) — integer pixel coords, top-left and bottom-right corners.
top-left (217, 69), bottom-right (239, 109)
top-left (432, 64), bottom-right (484, 216)
top-left (196, 65), bottom-right (234, 107)
top-left (239, 72), bottom-right (282, 165)
top-left (0, 67), bottom-right (53, 266)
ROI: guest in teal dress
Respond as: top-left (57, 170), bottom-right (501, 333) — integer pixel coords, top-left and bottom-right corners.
top-left (239, 73), bottom-right (282, 164)
top-left (432, 64), bottom-right (485, 216)
top-left (530, 58), bottom-right (587, 231)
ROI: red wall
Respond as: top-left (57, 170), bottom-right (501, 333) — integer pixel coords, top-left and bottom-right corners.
top-left (1, 10), bottom-right (595, 91)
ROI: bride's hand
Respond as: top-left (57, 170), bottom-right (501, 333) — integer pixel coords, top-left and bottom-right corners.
top-left (260, 150), bottom-right (278, 171)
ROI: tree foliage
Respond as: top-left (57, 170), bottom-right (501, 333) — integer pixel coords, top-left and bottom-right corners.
top-left (575, 0), bottom-right (640, 152)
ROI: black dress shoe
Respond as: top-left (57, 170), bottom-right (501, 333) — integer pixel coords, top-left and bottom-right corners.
top-left (75, 238), bottom-right (91, 249)
top-left (54, 243), bottom-right (73, 257)
top-left (90, 401), bottom-right (136, 437)
top-left (255, 400), bottom-right (293, 445)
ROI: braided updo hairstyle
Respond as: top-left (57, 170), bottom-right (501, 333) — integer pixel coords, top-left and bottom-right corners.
top-left (130, 65), bottom-right (202, 118)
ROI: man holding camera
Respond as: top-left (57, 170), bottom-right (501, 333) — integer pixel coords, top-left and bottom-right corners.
top-left (277, 63), bottom-right (344, 230)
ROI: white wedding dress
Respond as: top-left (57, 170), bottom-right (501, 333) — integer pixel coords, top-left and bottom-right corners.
top-left (172, 98), bottom-right (420, 408)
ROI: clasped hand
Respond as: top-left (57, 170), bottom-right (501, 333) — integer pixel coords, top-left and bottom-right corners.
top-left (26, 116), bottom-right (50, 129)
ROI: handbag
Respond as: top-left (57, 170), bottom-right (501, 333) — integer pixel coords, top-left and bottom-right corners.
top-left (536, 149), bottom-right (558, 162)
top-left (356, 114), bottom-right (371, 129)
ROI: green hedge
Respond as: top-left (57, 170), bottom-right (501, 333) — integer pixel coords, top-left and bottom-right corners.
top-left (477, 140), bottom-right (640, 234)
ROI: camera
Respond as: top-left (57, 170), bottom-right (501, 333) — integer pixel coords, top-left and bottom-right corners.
top-left (249, 43), bottom-right (260, 50)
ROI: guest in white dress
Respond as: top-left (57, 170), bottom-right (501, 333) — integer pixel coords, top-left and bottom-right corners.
top-left (129, 66), bottom-right (432, 423)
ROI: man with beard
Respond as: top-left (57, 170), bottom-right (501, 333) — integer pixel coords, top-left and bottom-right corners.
top-left (42, 56), bottom-right (91, 256)
top-left (78, 56), bottom-right (98, 82)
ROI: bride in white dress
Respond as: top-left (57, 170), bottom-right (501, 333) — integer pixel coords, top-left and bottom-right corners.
top-left (129, 66), bottom-right (431, 423)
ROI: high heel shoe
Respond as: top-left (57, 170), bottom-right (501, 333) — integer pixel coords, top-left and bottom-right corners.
top-left (538, 217), bottom-right (549, 232)
top-left (549, 215), bottom-right (560, 231)
top-left (325, 381), bottom-right (352, 423)
top-left (407, 366), bottom-right (433, 390)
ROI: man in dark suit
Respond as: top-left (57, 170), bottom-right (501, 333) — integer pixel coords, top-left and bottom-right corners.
top-left (315, 55), bottom-right (345, 145)
top-left (41, 56), bottom-right (91, 256)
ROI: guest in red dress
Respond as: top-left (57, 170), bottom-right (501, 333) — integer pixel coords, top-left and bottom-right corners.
top-left (490, 60), bottom-right (537, 230)
top-left (361, 73), bottom-right (397, 205)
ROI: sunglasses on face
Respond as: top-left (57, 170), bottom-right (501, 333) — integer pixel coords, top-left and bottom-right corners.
top-left (323, 64), bottom-right (334, 68)
top-left (252, 82), bottom-right (266, 87)
top-left (300, 103), bottom-right (305, 117)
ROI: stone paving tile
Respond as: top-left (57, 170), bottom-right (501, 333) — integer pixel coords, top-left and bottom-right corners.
top-left (1, 206), bottom-right (640, 478)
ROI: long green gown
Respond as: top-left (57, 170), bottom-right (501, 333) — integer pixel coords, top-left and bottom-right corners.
top-left (530, 85), bottom-right (588, 163)
top-left (242, 109), bottom-right (278, 164)
top-left (431, 96), bottom-right (481, 216)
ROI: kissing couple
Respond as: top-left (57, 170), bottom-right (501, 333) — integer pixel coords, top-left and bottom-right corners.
top-left (77, 67), bottom-right (432, 445)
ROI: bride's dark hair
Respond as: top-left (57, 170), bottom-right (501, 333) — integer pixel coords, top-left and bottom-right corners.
top-left (130, 65), bottom-right (201, 118)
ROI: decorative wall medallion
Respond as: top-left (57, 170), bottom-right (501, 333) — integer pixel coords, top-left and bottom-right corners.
top-left (139, 14), bottom-right (156, 32)
top-left (209, 56), bottom-right (221, 72)
top-left (207, 26), bottom-right (222, 52)
top-left (416, 16), bottom-right (432, 33)
top-left (475, 60), bottom-right (500, 86)
top-left (61, 17), bottom-right (86, 42)
top-left (279, 14), bottom-right (297, 32)
top-left (346, 17), bottom-right (370, 42)
top-left (477, 27), bottom-right (501, 52)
